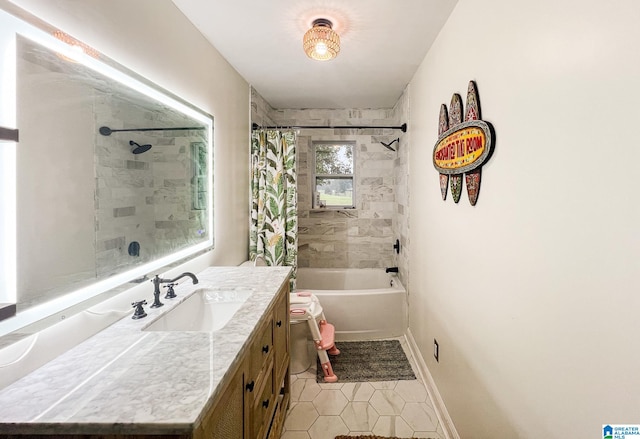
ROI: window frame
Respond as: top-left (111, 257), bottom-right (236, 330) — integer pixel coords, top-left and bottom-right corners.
top-left (311, 140), bottom-right (356, 209)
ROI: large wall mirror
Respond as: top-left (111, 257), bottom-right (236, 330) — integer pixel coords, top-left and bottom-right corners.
top-left (0, 3), bottom-right (214, 336)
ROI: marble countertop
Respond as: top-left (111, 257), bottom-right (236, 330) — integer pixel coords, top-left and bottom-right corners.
top-left (0, 266), bottom-right (291, 435)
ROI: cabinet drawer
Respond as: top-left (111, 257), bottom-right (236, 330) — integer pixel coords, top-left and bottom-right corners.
top-left (273, 289), bottom-right (289, 381)
top-left (249, 316), bottom-right (273, 386)
top-left (252, 360), bottom-right (274, 439)
top-left (266, 394), bottom-right (286, 439)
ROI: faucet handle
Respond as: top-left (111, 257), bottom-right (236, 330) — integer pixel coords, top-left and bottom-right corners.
top-left (131, 300), bottom-right (148, 319)
top-left (164, 283), bottom-right (177, 299)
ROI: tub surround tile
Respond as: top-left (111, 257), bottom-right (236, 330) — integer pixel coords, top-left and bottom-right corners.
top-left (250, 88), bottom-right (276, 127)
top-left (95, 98), bottom-right (205, 280)
top-left (392, 89), bottom-right (410, 298)
top-left (275, 107), bottom-right (398, 271)
top-left (251, 92), bottom-right (416, 432)
top-left (0, 266), bottom-right (291, 435)
top-left (113, 206), bottom-right (136, 217)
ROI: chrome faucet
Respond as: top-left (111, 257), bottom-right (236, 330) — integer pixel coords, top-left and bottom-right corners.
top-left (150, 272), bottom-right (199, 308)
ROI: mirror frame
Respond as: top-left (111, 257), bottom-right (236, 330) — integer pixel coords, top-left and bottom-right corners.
top-left (0, 1), bottom-right (214, 336)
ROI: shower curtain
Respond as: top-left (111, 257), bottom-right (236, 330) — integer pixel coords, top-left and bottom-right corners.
top-left (250, 129), bottom-right (297, 284)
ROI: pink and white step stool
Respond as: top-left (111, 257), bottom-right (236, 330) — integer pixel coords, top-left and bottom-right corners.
top-left (290, 291), bottom-right (340, 383)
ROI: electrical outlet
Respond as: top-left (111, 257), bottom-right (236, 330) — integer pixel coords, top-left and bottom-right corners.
top-left (434, 339), bottom-right (439, 362)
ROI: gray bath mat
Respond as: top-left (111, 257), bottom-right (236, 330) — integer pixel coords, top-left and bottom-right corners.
top-left (316, 340), bottom-right (416, 383)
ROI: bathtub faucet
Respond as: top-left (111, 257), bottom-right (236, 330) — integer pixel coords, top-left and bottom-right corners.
top-left (150, 272), bottom-right (199, 308)
top-left (385, 267), bottom-right (399, 273)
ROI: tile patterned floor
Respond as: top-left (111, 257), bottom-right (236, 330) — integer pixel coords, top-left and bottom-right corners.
top-left (280, 337), bottom-right (445, 439)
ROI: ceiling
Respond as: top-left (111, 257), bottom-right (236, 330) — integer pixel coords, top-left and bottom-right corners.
top-left (171, 0), bottom-right (458, 109)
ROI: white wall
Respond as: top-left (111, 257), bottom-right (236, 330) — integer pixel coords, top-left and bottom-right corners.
top-left (408, 0), bottom-right (640, 437)
top-left (11, 0), bottom-right (251, 269)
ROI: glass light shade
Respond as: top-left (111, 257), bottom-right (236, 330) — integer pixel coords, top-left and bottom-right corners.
top-left (303, 18), bottom-right (340, 61)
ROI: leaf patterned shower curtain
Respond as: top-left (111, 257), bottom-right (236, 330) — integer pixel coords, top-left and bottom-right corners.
top-left (250, 130), bottom-right (297, 283)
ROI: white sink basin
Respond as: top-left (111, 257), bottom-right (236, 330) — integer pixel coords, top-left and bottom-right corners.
top-left (144, 289), bottom-right (253, 332)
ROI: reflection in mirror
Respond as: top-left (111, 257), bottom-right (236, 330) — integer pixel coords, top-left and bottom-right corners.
top-left (0, 8), bottom-right (213, 335)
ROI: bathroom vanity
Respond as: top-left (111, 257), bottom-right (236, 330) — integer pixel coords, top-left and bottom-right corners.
top-left (0, 266), bottom-right (291, 439)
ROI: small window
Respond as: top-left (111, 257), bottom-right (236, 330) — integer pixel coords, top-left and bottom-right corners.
top-left (312, 141), bottom-right (355, 209)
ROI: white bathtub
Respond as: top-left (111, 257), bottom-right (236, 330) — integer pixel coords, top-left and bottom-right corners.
top-left (295, 268), bottom-right (407, 341)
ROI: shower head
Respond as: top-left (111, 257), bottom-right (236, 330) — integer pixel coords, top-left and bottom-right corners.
top-left (129, 140), bottom-right (152, 154)
top-left (380, 138), bottom-right (399, 152)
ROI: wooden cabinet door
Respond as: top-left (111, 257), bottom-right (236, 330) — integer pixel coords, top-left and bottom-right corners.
top-left (195, 361), bottom-right (246, 439)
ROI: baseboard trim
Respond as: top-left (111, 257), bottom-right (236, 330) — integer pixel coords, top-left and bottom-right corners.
top-left (404, 328), bottom-right (460, 439)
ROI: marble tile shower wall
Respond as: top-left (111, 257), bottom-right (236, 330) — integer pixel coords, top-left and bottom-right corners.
top-left (94, 95), bottom-right (206, 276)
top-left (270, 108), bottom-right (400, 269)
top-left (250, 88), bottom-right (276, 127)
top-left (393, 88), bottom-right (410, 286)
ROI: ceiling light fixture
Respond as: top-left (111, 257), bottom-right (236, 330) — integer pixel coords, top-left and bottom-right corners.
top-left (303, 18), bottom-right (340, 61)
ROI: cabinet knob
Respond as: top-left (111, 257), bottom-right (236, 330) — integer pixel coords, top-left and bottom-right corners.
top-left (262, 399), bottom-right (269, 409)
top-left (262, 345), bottom-right (269, 354)
top-left (276, 320), bottom-right (282, 327)
top-left (246, 381), bottom-right (255, 392)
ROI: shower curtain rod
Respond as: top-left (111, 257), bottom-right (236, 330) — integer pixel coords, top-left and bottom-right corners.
top-left (99, 126), bottom-right (205, 136)
top-left (252, 122), bottom-right (407, 133)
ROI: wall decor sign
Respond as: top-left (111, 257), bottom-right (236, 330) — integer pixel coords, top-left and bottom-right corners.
top-left (433, 81), bottom-right (495, 205)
